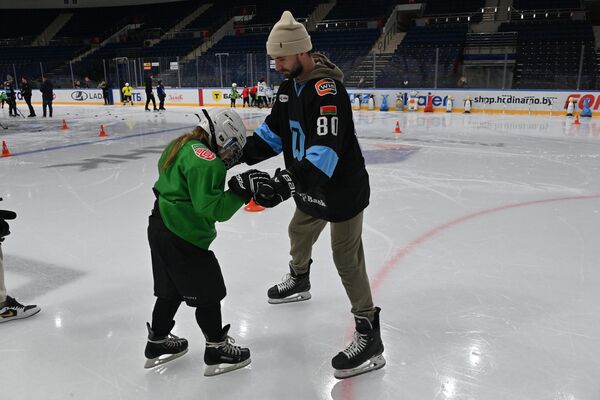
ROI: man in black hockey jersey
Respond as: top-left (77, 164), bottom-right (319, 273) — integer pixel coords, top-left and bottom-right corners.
top-left (242, 10), bottom-right (385, 379)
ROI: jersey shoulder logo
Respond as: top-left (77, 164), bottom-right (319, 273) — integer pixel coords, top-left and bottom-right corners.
top-left (191, 144), bottom-right (216, 161)
top-left (315, 78), bottom-right (337, 96)
top-left (278, 94), bottom-right (289, 103)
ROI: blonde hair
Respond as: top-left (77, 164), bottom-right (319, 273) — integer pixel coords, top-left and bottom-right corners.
top-left (160, 126), bottom-right (210, 171)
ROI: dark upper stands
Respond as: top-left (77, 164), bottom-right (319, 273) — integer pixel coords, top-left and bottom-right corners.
top-left (499, 21), bottom-right (596, 89)
top-left (0, 9), bottom-right (60, 42)
top-left (144, 36), bottom-right (204, 58)
top-left (235, 0), bottom-right (318, 25)
top-left (0, 1), bottom-right (595, 89)
top-left (184, 26), bottom-right (380, 88)
top-left (423, 0), bottom-right (485, 15)
top-left (185, 3), bottom-right (232, 33)
top-left (379, 24), bottom-right (468, 87)
top-left (57, 1), bottom-right (198, 42)
top-left (325, 0), bottom-right (391, 20)
top-left (512, 0), bottom-right (582, 10)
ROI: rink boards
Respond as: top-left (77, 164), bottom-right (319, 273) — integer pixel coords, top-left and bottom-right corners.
top-left (10, 87), bottom-right (600, 115)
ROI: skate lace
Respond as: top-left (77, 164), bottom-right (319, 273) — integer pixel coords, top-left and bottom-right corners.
top-left (276, 273), bottom-right (296, 293)
top-left (342, 332), bottom-right (368, 359)
top-left (223, 336), bottom-right (243, 356)
top-left (164, 333), bottom-right (183, 348)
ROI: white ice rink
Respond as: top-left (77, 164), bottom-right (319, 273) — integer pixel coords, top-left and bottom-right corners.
top-left (1, 104), bottom-right (599, 400)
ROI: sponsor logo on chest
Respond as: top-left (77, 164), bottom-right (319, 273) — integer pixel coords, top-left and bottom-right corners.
top-left (315, 78), bottom-right (337, 96)
top-left (192, 144), bottom-right (216, 161)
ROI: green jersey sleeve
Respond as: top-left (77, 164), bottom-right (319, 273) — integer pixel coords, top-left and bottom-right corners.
top-left (187, 163), bottom-right (244, 222)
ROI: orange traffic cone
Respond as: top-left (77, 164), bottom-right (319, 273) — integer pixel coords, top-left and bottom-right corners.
top-left (573, 114), bottom-right (581, 125)
top-left (61, 119), bottom-right (69, 130)
top-left (1, 141), bottom-right (12, 157)
top-left (244, 199), bottom-right (265, 212)
top-left (99, 124), bottom-right (108, 137)
top-left (394, 121), bottom-right (401, 134)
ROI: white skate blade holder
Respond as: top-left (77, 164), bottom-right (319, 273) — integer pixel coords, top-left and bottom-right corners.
top-left (334, 354), bottom-right (386, 379)
top-left (268, 292), bottom-right (311, 304)
top-left (144, 348), bottom-right (189, 369)
top-left (204, 358), bottom-right (251, 376)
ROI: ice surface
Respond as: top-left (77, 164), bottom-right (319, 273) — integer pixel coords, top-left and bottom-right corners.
top-left (1, 105), bottom-right (599, 400)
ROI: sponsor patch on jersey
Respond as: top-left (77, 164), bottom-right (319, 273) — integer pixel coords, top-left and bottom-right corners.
top-left (315, 78), bottom-right (337, 96)
top-left (278, 94), bottom-right (289, 103)
top-left (192, 144), bottom-right (216, 161)
top-left (320, 105), bottom-right (337, 116)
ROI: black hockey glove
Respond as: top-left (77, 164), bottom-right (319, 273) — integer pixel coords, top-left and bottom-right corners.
top-left (0, 220), bottom-right (9, 242)
top-left (228, 169), bottom-right (271, 203)
top-left (254, 168), bottom-right (297, 208)
top-left (0, 209), bottom-right (16, 242)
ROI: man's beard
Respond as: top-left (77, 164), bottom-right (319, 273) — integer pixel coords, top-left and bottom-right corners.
top-left (283, 59), bottom-right (303, 79)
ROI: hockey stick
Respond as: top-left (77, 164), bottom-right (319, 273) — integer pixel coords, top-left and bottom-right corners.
top-left (15, 104), bottom-right (26, 119)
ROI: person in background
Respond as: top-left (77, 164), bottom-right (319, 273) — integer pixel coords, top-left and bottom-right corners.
top-left (145, 74), bottom-right (158, 111)
top-left (0, 197), bottom-right (41, 323)
top-left (0, 90), bottom-right (6, 109)
top-left (98, 81), bottom-right (110, 105)
top-left (40, 77), bottom-right (54, 118)
top-left (256, 78), bottom-right (268, 108)
top-left (264, 84), bottom-right (274, 107)
top-left (4, 76), bottom-right (17, 117)
top-left (230, 83), bottom-right (238, 108)
top-left (20, 77), bottom-right (35, 117)
top-left (250, 85), bottom-right (257, 107)
top-left (122, 82), bottom-right (133, 106)
top-left (241, 85), bottom-right (250, 108)
top-left (157, 80), bottom-right (166, 111)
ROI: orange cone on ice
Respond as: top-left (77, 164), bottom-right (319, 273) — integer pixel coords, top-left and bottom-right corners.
top-left (394, 121), bottom-right (401, 134)
top-left (244, 199), bottom-right (265, 212)
top-left (1, 141), bottom-right (12, 157)
top-left (99, 124), bottom-right (108, 137)
top-left (573, 114), bottom-right (581, 125)
top-left (61, 119), bottom-right (69, 130)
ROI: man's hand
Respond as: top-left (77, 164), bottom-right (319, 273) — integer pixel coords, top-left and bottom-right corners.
top-left (254, 169), bottom-right (297, 208)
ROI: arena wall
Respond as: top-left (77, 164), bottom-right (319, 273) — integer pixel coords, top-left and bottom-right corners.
top-left (12, 88), bottom-right (600, 116)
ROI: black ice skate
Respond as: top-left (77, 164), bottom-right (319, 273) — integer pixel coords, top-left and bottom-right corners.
top-left (332, 307), bottom-right (385, 379)
top-left (204, 324), bottom-right (251, 376)
top-left (144, 322), bottom-right (188, 369)
top-left (267, 262), bottom-right (311, 304)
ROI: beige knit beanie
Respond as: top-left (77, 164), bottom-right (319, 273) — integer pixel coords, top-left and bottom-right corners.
top-left (266, 11), bottom-right (312, 57)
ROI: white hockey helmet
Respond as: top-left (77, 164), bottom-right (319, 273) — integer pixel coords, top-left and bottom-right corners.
top-left (232, 82), bottom-right (237, 87)
top-left (196, 108), bottom-right (247, 169)
top-left (125, 82), bottom-right (129, 86)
